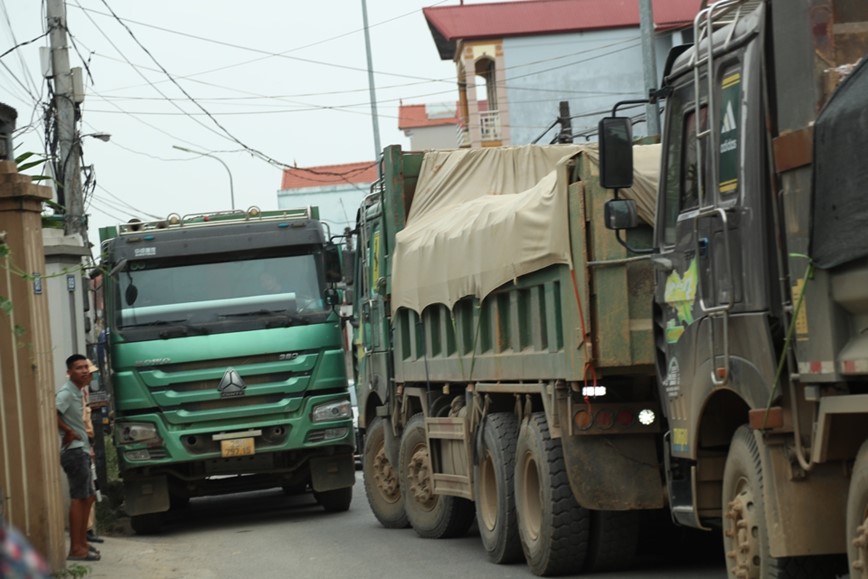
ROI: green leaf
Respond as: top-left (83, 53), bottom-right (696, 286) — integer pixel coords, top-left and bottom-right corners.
top-left (0, 296), bottom-right (11, 315)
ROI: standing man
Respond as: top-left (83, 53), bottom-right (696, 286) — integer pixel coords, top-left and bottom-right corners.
top-left (56, 354), bottom-right (100, 562)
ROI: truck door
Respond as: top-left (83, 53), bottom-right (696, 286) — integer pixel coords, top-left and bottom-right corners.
top-left (656, 15), bottom-right (767, 448)
top-left (356, 205), bottom-right (392, 413)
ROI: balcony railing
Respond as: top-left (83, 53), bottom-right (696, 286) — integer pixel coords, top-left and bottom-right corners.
top-left (480, 110), bottom-right (501, 141)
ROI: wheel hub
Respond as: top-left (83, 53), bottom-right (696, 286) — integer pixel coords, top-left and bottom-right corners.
top-left (853, 515), bottom-right (868, 578)
top-left (407, 446), bottom-right (435, 507)
top-left (373, 446), bottom-right (399, 501)
top-left (724, 489), bottom-right (760, 579)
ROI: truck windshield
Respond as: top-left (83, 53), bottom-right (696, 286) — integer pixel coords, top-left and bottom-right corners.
top-left (115, 254), bottom-right (329, 338)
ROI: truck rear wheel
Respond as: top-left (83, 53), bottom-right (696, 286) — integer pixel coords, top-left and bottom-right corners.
top-left (363, 416), bottom-right (409, 528)
top-left (723, 425), bottom-right (842, 579)
top-left (515, 412), bottom-right (589, 576)
top-left (474, 412), bottom-right (522, 564)
top-left (399, 413), bottom-right (475, 539)
top-left (584, 510), bottom-right (640, 572)
top-left (847, 440), bottom-right (868, 579)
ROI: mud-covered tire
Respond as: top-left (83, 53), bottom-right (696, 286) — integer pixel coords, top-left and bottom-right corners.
top-left (847, 440), bottom-right (868, 579)
top-left (515, 412), bottom-right (590, 576)
top-left (363, 416), bottom-right (408, 528)
top-left (474, 412), bottom-right (522, 564)
top-left (130, 512), bottom-right (164, 535)
top-left (584, 510), bottom-right (640, 572)
top-left (723, 425), bottom-right (844, 579)
top-left (399, 414), bottom-right (475, 539)
top-left (314, 486), bottom-right (352, 512)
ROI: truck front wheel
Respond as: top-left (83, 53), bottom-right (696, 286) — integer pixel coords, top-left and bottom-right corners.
top-left (363, 416), bottom-right (408, 528)
top-left (847, 440), bottom-right (868, 579)
top-left (515, 412), bottom-right (589, 576)
top-left (399, 414), bottom-right (475, 538)
top-left (130, 512), bottom-right (164, 535)
top-left (722, 425), bottom-right (842, 579)
top-left (314, 486), bottom-right (352, 512)
top-left (475, 412), bottom-right (522, 564)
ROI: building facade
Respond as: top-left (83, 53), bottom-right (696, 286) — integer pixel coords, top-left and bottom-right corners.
top-left (423, 0), bottom-right (697, 147)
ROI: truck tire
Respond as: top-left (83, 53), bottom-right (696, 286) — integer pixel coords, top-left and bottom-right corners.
top-left (399, 413), bottom-right (475, 539)
top-left (847, 440), bottom-right (868, 579)
top-left (314, 486), bottom-right (352, 512)
top-left (130, 512), bottom-right (164, 535)
top-left (723, 425), bottom-right (844, 579)
top-left (474, 412), bottom-right (522, 564)
top-left (363, 416), bottom-right (409, 528)
top-left (584, 510), bottom-right (640, 572)
top-left (515, 412), bottom-right (590, 576)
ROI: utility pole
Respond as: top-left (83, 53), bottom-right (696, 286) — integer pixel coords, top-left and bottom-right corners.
top-left (46, 0), bottom-right (85, 239)
top-left (639, 0), bottom-right (661, 140)
top-left (556, 101), bottom-right (573, 143)
top-left (361, 0), bottom-right (382, 162)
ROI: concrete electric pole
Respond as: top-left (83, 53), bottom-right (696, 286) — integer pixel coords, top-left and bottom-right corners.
top-left (46, 0), bottom-right (86, 239)
top-left (639, 0), bottom-right (661, 140)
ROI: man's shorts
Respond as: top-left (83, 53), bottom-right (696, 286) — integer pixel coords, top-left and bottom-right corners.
top-left (60, 448), bottom-right (93, 500)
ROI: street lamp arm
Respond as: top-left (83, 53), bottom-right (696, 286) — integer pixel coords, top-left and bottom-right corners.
top-left (172, 145), bottom-right (235, 210)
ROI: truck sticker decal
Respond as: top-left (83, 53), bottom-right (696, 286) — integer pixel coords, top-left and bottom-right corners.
top-left (719, 71), bottom-right (741, 194)
top-left (662, 357), bottom-right (681, 399)
top-left (663, 257), bottom-right (698, 343)
top-left (371, 230), bottom-right (381, 296)
top-left (792, 279), bottom-right (809, 339)
top-left (672, 427), bottom-right (688, 453)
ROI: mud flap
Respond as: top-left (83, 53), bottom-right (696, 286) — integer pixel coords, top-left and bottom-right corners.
top-left (310, 453), bottom-right (356, 492)
top-left (124, 475), bottom-right (169, 516)
top-left (757, 432), bottom-right (847, 557)
top-left (561, 434), bottom-right (664, 510)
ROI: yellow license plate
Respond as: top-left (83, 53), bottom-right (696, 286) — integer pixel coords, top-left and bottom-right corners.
top-left (220, 437), bottom-right (255, 458)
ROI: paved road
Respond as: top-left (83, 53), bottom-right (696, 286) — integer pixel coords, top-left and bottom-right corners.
top-left (83, 471), bottom-right (727, 579)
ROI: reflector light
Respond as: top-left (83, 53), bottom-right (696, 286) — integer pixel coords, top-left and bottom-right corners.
top-left (638, 409), bottom-right (655, 426)
top-left (582, 386), bottom-right (607, 397)
top-left (574, 409), bottom-right (592, 430)
top-left (596, 410), bottom-right (614, 429)
top-left (616, 410), bottom-right (634, 427)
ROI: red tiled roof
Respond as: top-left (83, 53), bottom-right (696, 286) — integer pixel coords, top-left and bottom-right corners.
top-left (280, 161), bottom-right (378, 190)
top-left (398, 103), bottom-right (458, 130)
top-left (424, 0), bottom-right (700, 59)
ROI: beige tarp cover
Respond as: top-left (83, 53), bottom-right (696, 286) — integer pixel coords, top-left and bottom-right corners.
top-left (391, 144), bottom-right (660, 314)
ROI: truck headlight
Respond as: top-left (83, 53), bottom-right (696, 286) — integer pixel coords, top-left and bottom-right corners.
top-left (117, 422), bottom-right (159, 444)
top-left (311, 400), bottom-right (352, 423)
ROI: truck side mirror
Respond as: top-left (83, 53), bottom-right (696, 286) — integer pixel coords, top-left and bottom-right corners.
top-left (598, 117), bottom-right (634, 190)
top-left (604, 199), bottom-right (639, 230)
top-left (342, 249), bottom-right (356, 286)
top-left (324, 243), bottom-right (342, 284)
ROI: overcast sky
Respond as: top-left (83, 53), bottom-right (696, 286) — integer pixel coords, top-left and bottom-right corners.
top-left (0, 0), bottom-right (484, 238)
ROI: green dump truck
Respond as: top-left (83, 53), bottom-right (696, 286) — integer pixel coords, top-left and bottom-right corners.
top-left (351, 144), bottom-right (665, 575)
top-left (99, 207), bottom-right (355, 534)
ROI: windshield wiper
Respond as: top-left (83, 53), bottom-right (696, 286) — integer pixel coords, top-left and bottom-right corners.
top-left (218, 309), bottom-right (310, 327)
top-left (218, 309), bottom-right (287, 318)
top-left (122, 319), bottom-right (188, 328)
top-left (158, 324), bottom-right (212, 339)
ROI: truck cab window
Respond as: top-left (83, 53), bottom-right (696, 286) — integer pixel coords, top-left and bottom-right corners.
top-left (660, 98), bottom-right (708, 247)
top-left (681, 106), bottom-right (708, 214)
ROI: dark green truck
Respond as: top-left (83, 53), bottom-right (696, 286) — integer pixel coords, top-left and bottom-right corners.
top-left (351, 144), bottom-right (666, 575)
top-left (99, 207), bottom-right (355, 533)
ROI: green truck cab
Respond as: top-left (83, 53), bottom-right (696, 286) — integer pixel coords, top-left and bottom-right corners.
top-left (99, 207), bottom-right (355, 533)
